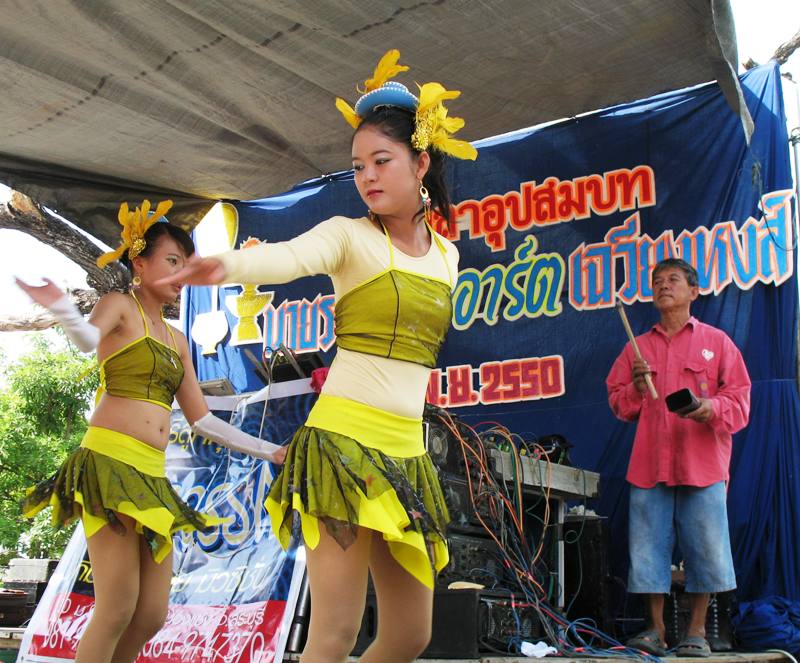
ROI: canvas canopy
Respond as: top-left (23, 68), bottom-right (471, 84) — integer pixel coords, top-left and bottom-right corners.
top-left (0, 0), bottom-right (750, 244)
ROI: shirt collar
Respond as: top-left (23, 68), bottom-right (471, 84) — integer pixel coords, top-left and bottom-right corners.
top-left (651, 315), bottom-right (697, 337)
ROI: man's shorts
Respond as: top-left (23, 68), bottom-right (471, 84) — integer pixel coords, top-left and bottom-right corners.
top-left (628, 481), bottom-right (736, 594)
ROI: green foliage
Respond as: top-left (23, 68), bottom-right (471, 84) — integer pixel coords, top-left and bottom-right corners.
top-left (0, 335), bottom-right (98, 565)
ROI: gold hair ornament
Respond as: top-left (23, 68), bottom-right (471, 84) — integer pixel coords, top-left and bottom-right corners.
top-left (96, 199), bottom-right (174, 268)
top-left (411, 82), bottom-right (477, 160)
top-left (335, 50), bottom-right (477, 161)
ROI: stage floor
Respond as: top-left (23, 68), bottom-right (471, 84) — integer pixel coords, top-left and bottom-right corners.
top-left (2, 627), bottom-right (789, 663)
top-left (285, 653), bottom-right (790, 663)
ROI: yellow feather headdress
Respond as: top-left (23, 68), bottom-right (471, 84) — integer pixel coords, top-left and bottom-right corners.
top-left (335, 50), bottom-right (477, 161)
top-left (96, 199), bottom-right (174, 268)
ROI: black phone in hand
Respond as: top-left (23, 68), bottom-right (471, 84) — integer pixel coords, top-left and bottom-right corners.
top-left (665, 388), bottom-right (701, 415)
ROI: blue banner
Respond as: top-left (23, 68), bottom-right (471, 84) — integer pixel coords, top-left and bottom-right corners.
top-left (185, 63), bottom-right (798, 602)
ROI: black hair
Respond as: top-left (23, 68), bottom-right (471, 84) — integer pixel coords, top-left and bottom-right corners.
top-left (121, 222), bottom-right (195, 274)
top-left (652, 258), bottom-right (699, 287)
top-left (354, 105), bottom-right (453, 228)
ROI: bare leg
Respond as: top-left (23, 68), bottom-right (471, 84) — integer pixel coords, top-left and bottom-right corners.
top-left (75, 516), bottom-right (141, 663)
top-left (300, 525), bottom-right (372, 663)
top-left (111, 539), bottom-right (173, 663)
top-left (686, 593), bottom-right (709, 638)
top-left (359, 534), bottom-right (433, 663)
top-left (646, 593), bottom-right (666, 644)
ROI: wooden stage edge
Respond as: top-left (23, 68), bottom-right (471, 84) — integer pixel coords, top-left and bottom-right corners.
top-left (284, 652), bottom-right (794, 663)
top-left (0, 629), bottom-right (792, 663)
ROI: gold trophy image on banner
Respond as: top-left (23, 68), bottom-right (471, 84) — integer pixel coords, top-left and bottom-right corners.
top-left (226, 236), bottom-right (274, 346)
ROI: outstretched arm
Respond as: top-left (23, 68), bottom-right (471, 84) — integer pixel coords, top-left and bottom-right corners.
top-left (173, 332), bottom-right (287, 463)
top-left (16, 278), bottom-right (128, 353)
top-left (157, 216), bottom-right (353, 288)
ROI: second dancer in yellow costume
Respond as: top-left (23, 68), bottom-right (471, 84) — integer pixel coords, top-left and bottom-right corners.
top-left (162, 50), bottom-right (477, 662)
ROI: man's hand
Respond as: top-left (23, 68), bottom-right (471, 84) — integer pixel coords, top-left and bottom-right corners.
top-left (683, 397), bottom-right (714, 423)
top-left (632, 357), bottom-right (652, 394)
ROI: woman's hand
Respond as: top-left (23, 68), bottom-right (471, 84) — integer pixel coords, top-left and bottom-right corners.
top-left (15, 277), bottom-right (66, 309)
top-left (155, 254), bottom-right (226, 287)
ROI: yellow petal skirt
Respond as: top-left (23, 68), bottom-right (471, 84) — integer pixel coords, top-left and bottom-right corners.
top-left (266, 395), bottom-right (450, 589)
top-left (22, 426), bottom-right (221, 563)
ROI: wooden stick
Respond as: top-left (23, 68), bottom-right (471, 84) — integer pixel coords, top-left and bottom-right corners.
top-left (615, 300), bottom-right (658, 399)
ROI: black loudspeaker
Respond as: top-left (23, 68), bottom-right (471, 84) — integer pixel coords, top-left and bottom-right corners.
top-left (440, 474), bottom-right (492, 535)
top-left (352, 588), bottom-right (544, 658)
top-left (563, 516), bottom-right (611, 631)
top-left (423, 405), bottom-right (480, 478)
top-left (437, 533), bottom-right (505, 588)
top-left (664, 589), bottom-right (734, 651)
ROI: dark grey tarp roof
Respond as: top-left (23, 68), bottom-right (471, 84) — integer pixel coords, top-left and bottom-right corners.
top-left (0, 0), bottom-right (750, 245)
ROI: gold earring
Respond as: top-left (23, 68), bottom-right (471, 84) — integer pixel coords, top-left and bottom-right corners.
top-left (419, 184), bottom-right (431, 224)
top-left (132, 275), bottom-right (142, 288)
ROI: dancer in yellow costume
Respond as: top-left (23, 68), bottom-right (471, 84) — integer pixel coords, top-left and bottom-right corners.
top-left (161, 50), bottom-right (477, 663)
top-left (16, 201), bottom-right (286, 663)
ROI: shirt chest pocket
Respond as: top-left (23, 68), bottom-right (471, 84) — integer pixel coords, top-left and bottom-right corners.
top-left (683, 362), bottom-right (718, 398)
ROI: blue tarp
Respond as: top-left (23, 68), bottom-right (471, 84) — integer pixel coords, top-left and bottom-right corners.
top-left (185, 63), bottom-right (798, 602)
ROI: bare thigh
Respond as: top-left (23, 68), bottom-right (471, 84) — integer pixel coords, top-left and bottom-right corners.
top-left (300, 525), bottom-right (372, 663)
top-left (358, 533), bottom-right (433, 663)
top-left (75, 515), bottom-right (142, 663)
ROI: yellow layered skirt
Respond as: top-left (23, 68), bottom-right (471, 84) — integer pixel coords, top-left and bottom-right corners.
top-left (266, 395), bottom-right (450, 589)
top-left (22, 426), bottom-right (220, 563)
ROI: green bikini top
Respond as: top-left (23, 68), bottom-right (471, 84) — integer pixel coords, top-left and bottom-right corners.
top-left (97, 293), bottom-right (184, 410)
top-left (334, 221), bottom-right (454, 368)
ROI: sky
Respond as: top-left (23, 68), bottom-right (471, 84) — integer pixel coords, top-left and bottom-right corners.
top-left (1, 0), bottom-right (799, 363)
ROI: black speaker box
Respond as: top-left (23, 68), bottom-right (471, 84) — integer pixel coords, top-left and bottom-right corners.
top-left (664, 589), bottom-right (734, 651)
top-left (437, 533), bottom-right (504, 588)
top-left (440, 473), bottom-right (492, 534)
top-left (563, 516), bottom-right (611, 630)
top-left (352, 588), bottom-right (545, 658)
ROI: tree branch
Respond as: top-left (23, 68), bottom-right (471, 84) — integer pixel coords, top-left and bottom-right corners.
top-left (773, 28), bottom-right (800, 66)
top-left (1, 190), bottom-right (180, 330)
top-left (0, 190), bottom-right (129, 292)
top-left (742, 28), bottom-right (800, 72)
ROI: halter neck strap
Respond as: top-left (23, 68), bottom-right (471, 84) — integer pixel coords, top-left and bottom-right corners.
top-left (378, 219), bottom-right (452, 284)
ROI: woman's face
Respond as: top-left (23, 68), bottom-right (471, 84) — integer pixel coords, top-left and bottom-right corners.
top-left (351, 125), bottom-right (429, 220)
top-left (134, 235), bottom-right (188, 303)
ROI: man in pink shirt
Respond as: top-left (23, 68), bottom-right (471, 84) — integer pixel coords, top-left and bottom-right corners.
top-left (607, 258), bottom-right (751, 657)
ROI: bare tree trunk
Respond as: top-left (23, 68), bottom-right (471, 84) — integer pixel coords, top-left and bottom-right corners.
top-left (0, 190), bottom-right (179, 331)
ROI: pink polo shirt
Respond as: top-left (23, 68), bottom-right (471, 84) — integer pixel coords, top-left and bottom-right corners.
top-left (606, 317), bottom-right (751, 488)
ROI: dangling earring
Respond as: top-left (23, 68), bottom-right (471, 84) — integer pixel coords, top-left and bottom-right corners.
top-left (131, 275), bottom-right (142, 289)
top-left (368, 209), bottom-right (378, 224)
top-left (419, 183), bottom-right (431, 225)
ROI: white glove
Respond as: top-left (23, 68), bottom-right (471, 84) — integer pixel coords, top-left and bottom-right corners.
top-left (191, 412), bottom-right (284, 462)
top-left (49, 295), bottom-right (101, 353)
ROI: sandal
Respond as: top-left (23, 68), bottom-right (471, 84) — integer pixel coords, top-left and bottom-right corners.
top-left (676, 635), bottom-right (711, 657)
top-left (627, 629), bottom-right (667, 656)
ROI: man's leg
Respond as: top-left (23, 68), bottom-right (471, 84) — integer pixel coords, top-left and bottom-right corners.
top-left (627, 483), bottom-right (675, 652)
top-left (675, 482), bottom-right (736, 655)
top-left (686, 593), bottom-right (710, 639)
